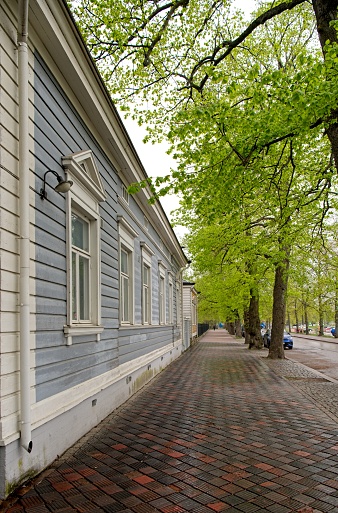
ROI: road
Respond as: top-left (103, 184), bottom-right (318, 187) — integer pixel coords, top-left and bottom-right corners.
top-left (285, 334), bottom-right (338, 381)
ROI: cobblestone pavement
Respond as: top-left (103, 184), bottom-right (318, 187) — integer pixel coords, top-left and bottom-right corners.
top-left (264, 351), bottom-right (338, 426)
top-left (3, 331), bottom-right (338, 513)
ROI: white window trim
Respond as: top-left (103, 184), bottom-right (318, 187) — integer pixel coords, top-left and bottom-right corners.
top-left (63, 151), bottom-right (105, 345)
top-left (158, 262), bottom-right (166, 325)
top-left (121, 184), bottom-right (129, 204)
top-left (168, 275), bottom-right (173, 325)
top-left (140, 242), bottom-right (154, 325)
top-left (118, 217), bottom-right (138, 326)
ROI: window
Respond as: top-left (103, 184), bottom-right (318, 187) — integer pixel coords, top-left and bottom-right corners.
top-left (158, 262), bottom-right (167, 325)
top-left (122, 184), bottom-right (129, 203)
top-left (140, 242), bottom-right (154, 325)
top-left (121, 247), bottom-right (132, 323)
top-left (168, 277), bottom-right (173, 324)
top-left (142, 263), bottom-right (150, 324)
top-left (159, 276), bottom-right (165, 324)
top-left (118, 217), bottom-right (138, 325)
top-left (62, 150), bottom-right (106, 345)
top-left (71, 212), bottom-right (90, 322)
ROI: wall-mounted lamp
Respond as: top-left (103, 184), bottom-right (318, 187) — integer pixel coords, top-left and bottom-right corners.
top-left (40, 170), bottom-right (73, 200)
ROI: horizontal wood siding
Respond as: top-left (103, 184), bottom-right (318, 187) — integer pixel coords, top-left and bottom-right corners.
top-left (33, 53), bottom-right (120, 401)
top-left (118, 326), bottom-right (174, 365)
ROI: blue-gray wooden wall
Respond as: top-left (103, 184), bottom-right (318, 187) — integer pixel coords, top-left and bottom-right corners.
top-left (33, 53), bottom-right (181, 402)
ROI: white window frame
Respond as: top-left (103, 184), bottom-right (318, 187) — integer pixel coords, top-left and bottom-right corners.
top-left (121, 184), bottom-right (129, 204)
top-left (71, 209), bottom-right (91, 324)
top-left (118, 217), bottom-right (138, 326)
top-left (62, 151), bottom-right (106, 346)
top-left (142, 263), bottom-right (151, 325)
top-left (168, 275), bottom-right (173, 324)
top-left (120, 245), bottom-right (132, 324)
top-left (140, 242), bottom-right (154, 325)
top-left (159, 263), bottom-right (166, 325)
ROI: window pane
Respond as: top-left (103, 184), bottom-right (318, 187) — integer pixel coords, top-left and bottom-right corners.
top-left (121, 249), bottom-right (128, 275)
top-left (72, 252), bottom-right (77, 321)
top-left (144, 287), bottom-right (148, 323)
top-left (123, 276), bottom-right (129, 321)
top-left (143, 264), bottom-right (149, 285)
top-left (72, 213), bottom-right (89, 251)
top-left (79, 256), bottom-right (90, 320)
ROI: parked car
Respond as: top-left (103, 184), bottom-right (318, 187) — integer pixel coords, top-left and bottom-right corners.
top-left (331, 327), bottom-right (336, 336)
top-left (263, 330), bottom-right (293, 349)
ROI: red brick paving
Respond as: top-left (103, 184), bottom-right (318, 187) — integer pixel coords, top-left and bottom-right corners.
top-left (3, 331), bottom-right (338, 512)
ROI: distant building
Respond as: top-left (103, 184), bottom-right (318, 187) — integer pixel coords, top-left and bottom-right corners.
top-left (0, 0), bottom-right (188, 497)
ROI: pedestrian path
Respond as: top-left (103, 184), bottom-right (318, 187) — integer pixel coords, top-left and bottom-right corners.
top-left (3, 331), bottom-right (338, 513)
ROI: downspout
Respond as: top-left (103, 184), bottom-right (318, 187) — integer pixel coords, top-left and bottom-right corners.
top-left (18, 0), bottom-right (33, 453)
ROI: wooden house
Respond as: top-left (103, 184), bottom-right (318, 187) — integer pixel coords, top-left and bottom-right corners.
top-left (0, 0), bottom-right (188, 497)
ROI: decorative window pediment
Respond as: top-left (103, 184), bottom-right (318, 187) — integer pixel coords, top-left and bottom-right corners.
top-left (62, 150), bottom-right (106, 202)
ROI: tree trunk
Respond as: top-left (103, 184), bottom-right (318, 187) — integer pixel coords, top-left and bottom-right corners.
top-left (243, 308), bottom-right (250, 344)
top-left (268, 248), bottom-right (290, 359)
top-left (287, 312), bottom-right (291, 333)
top-left (248, 291), bottom-right (263, 349)
top-left (319, 294), bottom-right (324, 335)
top-left (294, 300), bottom-right (299, 333)
top-left (313, 0), bottom-right (338, 169)
top-left (304, 301), bottom-right (309, 335)
top-left (234, 315), bottom-right (242, 338)
top-left (227, 322), bottom-right (235, 335)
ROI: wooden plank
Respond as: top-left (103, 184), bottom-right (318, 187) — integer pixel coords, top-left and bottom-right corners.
top-left (0, 333), bottom-right (19, 354)
top-left (1, 269), bottom-right (19, 293)
top-left (0, 126), bottom-right (19, 168)
top-left (0, 372), bottom-right (19, 397)
top-left (36, 358), bottom-right (118, 402)
top-left (0, 228), bottom-right (19, 253)
top-left (0, 249), bottom-right (19, 273)
top-left (0, 311), bottom-right (22, 333)
top-left (0, 352), bottom-right (19, 375)
top-left (1, 86), bottom-right (19, 128)
top-left (0, 290), bottom-right (18, 312)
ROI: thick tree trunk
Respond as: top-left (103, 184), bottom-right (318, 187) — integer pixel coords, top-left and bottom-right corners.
top-left (243, 308), bottom-right (250, 344)
top-left (248, 291), bottom-right (263, 349)
top-left (234, 315), bottom-right (242, 338)
top-left (268, 248), bottom-right (290, 359)
top-left (313, 0), bottom-right (338, 169)
top-left (227, 322), bottom-right (235, 335)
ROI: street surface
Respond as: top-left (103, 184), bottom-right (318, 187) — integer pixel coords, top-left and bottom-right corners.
top-left (283, 334), bottom-right (338, 381)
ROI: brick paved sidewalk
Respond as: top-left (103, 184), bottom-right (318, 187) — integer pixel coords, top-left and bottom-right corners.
top-left (3, 330), bottom-right (338, 513)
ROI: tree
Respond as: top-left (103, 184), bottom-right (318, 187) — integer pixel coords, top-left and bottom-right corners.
top-left (71, 0), bottom-right (338, 164)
